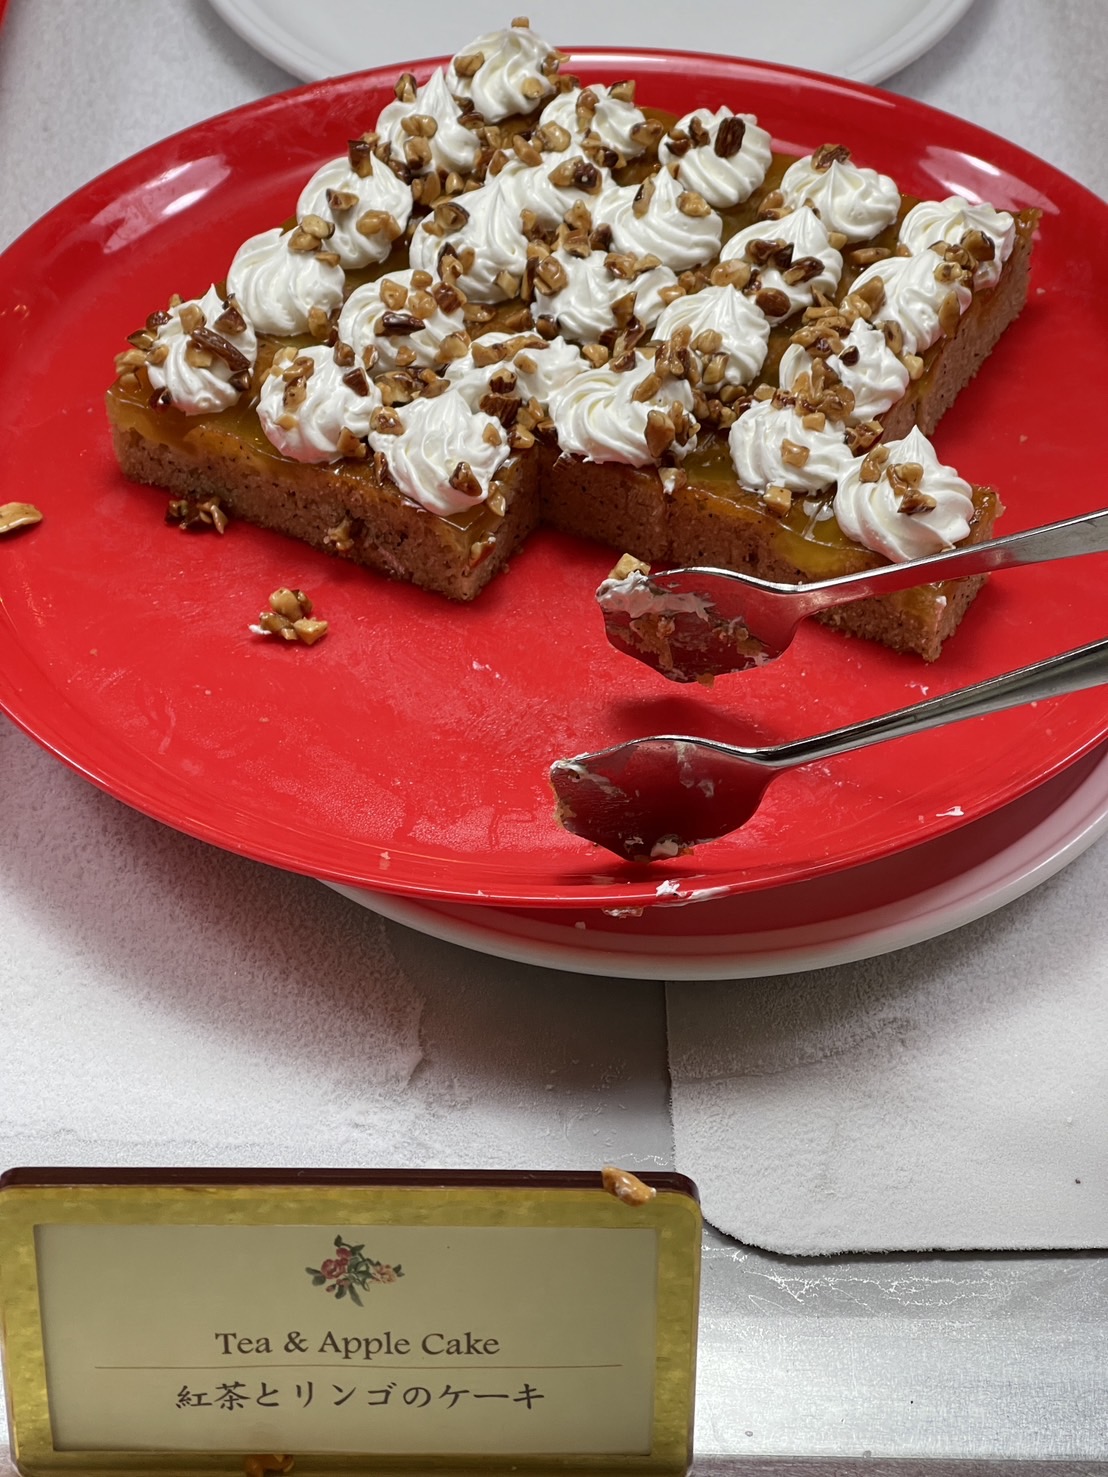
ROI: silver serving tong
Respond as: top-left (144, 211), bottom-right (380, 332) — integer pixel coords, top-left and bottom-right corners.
top-left (598, 508), bottom-right (1108, 681)
top-left (550, 637), bottom-right (1108, 862)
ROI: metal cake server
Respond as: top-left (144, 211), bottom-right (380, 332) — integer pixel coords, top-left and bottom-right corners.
top-left (598, 507), bottom-right (1108, 682)
top-left (550, 637), bottom-right (1108, 862)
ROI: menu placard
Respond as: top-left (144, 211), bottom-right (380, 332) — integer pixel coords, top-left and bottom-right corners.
top-left (0, 1169), bottom-right (700, 1477)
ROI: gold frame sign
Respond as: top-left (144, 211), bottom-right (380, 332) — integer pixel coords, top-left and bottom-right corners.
top-left (0, 1169), bottom-right (701, 1477)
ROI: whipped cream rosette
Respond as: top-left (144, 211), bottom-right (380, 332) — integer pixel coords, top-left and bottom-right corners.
top-left (257, 345), bottom-right (381, 464)
top-left (659, 107), bottom-right (772, 209)
top-left (295, 153), bottom-right (414, 269)
top-left (537, 82), bottom-right (649, 159)
top-left (226, 227), bottom-right (345, 337)
top-left (719, 207), bottom-right (843, 324)
top-left (850, 250), bottom-right (973, 357)
top-left (898, 195), bottom-right (1016, 289)
top-left (654, 284), bottom-right (771, 387)
top-left (408, 180), bottom-right (528, 303)
top-left (778, 319), bottom-right (910, 423)
top-left (834, 425), bottom-right (976, 562)
top-left (728, 397), bottom-right (854, 495)
top-left (144, 286), bottom-right (257, 416)
top-left (446, 333), bottom-right (587, 409)
top-left (548, 351), bottom-right (699, 468)
top-left (531, 247), bottom-right (679, 342)
top-left (600, 165), bottom-right (722, 272)
top-left (779, 147), bottom-right (900, 243)
top-left (375, 67), bottom-right (482, 177)
top-left (446, 21), bottom-right (560, 121)
top-left (338, 270), bottom-right (468, 374)
top-left (369, 390), bottom-right (510, 516)
top-left (494, 148), bottom-right (613, 231)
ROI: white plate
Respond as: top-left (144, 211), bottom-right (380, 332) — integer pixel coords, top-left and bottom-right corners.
top-left (208, 0), bottom-right (977, 85)
top-left (328, 745), bottom-right (1108, 979)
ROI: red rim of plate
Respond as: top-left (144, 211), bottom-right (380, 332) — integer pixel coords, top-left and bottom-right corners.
top-left (2, 50), bottom-right (1108, 909)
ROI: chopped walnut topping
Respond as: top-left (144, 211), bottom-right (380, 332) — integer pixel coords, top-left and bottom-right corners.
top-left (900, 486), bottom-right (938, 515)
top-left (379, 310), bottom-right (425, 336)
top-left (961, 228), bottom-right (996, 263)
top-left (782, 255), bottom-right (825, 287)
top-left (875, 318), bottom-right (904, 357)
top-left (190, 325), bottom-right (251, 373)
top-left (938, 289), bottom-right (963, 337)
top-left (252, 588), bottom-right (328, 645)
top-left (609, 552), bottom-right (650, 581)
top-left (535, 120), bottom-right (571, 153)
top-left (370, 406), bottom-right (404, 435)
top-left (845, 419), bottom-right (883, 453)
top-left (184, 343), bottom-right (214, 370)
top-left (115, 347), bottom-right (148, 374)
top-left (848, 245), bottom-right (891, 266)
top-left (449, 461), bottom-right (484, 500)
top-left (534, 254), bottom-right (568, 294)
top-left (336, 426), bottom-right (367, 459)
top-left (710, 260), bottom-right (751, 291)
top-left (452, 50), bottom-right (485, 78)
top-left (631, 175), bottom-right (656, 218)
top-left (0, 502), bottom-right (44, 535)
top-left (691, 328), bottom-right (723, 356)
top-left (356, 209), bottom-right (403, 241)
top-left (630, 118), bottom-right (664, 153)
top-left (479, 390), bottom-right (521, 426)
top-left (844, 274), bottom-right (886, 318)
top-left (548, 156), bottom-right (602, 194)
top-left (644, 409), bottom-right (676, 459)
top-left (379, 278), bottom-right (408, 311)
top-left (323, 516), bottom-right (360, 554)
top-left (300, 213), bottom-right (335, 241)
top-left (859, 444), bottom-right (891, 482)
top-left (177, 302), bottom-right (205, 335)
top-left (601, 1166), bottom-right (657, 1206)
top-left (677, 189), bottom-right (711, 218)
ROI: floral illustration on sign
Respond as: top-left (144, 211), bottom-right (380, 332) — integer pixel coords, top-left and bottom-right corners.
top-left (306, 1235), bottom-right (404, 1305)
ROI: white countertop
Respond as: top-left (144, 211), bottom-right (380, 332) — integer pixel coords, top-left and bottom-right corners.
top-left (1, 2), bottom-right (1107, 1471)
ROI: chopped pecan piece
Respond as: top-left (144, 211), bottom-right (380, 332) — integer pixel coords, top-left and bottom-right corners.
top-left (754, 287), bottom-right (791, 319)
top-left (714, 115), bottom-right (747, 158)
top-left (812, 143), bottom-right (851, 170)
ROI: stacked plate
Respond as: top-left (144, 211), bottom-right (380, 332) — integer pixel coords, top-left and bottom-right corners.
top-left (3, 47), bottom-right (1107, 979)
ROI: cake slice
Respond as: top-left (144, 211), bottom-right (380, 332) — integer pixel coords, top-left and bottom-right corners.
top-left (107, 18), bottom-right (1037, 659)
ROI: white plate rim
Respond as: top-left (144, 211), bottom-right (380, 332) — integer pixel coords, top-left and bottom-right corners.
top-left (206, 0), bottom-right (977, 86)
top-left (326, 746), bottom-right (1108, 979)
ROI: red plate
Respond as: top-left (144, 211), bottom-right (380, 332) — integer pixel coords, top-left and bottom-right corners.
top-left (2, 51), bottom-right (1107, 909)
